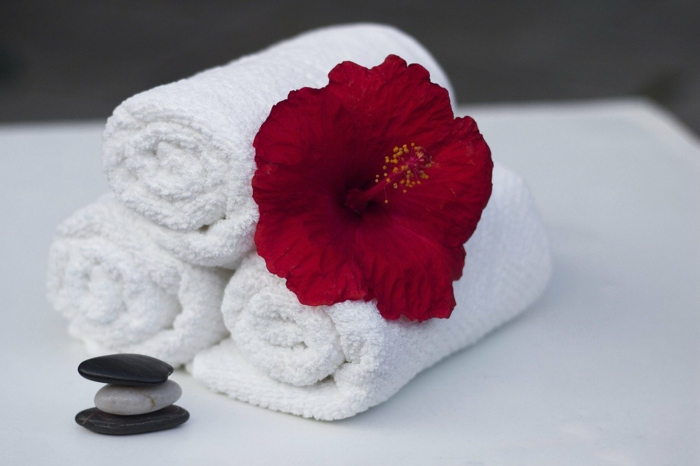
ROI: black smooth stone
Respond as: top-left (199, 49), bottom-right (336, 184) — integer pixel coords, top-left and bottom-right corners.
top-left (78, 354), bottom-right (173, 386)
top-left (75, 405), bottom-right (189, 435)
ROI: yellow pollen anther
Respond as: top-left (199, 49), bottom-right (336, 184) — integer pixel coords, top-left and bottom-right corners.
top-left (358, 143), bottom-right (433, 211)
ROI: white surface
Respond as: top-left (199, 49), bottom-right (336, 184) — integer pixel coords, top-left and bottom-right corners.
top-left (1, 99), bottom-right (698, 465)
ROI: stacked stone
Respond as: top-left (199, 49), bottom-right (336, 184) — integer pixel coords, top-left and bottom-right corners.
top-left (75, 354), bottom-right (190, 435)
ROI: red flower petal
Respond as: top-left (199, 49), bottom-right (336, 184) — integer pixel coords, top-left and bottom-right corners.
top-left (253, 55), bottom-right (493, 321)
top-left (252, 89), bottom-right (366, 304)
top-left (385, 117), bottom-right (493, 249)
top-left (353, 208), bottom-right (466, 321)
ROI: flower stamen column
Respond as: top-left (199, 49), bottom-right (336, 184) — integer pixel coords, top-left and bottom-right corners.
top-left (345, 144), bottom-right (432, 213)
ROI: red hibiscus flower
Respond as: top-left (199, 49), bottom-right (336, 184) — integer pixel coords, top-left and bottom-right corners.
top-left (252, 55), bottom-right (492, 321)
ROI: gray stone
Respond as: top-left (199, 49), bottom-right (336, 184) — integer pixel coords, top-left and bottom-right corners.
top-left (94, 380), bottom-right (182, 415)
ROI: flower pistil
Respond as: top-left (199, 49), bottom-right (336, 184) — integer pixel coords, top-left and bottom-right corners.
top-left (345, 143), bottom-right (433, 214)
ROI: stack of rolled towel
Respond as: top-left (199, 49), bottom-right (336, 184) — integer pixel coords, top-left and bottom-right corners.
top-left (48, 24), bottom-right (551, 420)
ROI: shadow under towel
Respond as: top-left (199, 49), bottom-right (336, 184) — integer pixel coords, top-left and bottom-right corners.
top-left (190, 164), bottom-right (552, 420)
top-left (47, 195), bottom-right (231, 367)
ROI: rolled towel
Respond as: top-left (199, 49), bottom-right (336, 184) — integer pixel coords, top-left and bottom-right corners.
top-left (191, 164), bottom-right (552, 420)
top-left (47, 195), bottom-right (231, 367)
top-left (103, 23), bottom-right (454, 269)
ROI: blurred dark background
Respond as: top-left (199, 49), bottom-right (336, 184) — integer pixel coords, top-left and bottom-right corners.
top-left (1, 0), bottom-right (698, 133)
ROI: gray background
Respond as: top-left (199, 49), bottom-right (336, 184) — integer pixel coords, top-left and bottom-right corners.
top-left (1, 0), bottom-right (699, 133)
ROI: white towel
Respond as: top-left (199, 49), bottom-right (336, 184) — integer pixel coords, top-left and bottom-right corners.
top-left (191, 164), bottom-right (552, 420)
top-left (47, 195), bottom-right (231, 367)
top-left (103, 23), bottom-right (454, 269)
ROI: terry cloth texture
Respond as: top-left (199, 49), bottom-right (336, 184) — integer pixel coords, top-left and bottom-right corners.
top-left (103, 23), bottom-right (454, 268)
top-left (191, 164), bottom-right (552, 419)
top-left (47, 194), bottom-right (231, 367)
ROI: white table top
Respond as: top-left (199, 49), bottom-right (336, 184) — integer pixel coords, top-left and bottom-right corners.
top-left (1, 99), bottom-right (698, 465)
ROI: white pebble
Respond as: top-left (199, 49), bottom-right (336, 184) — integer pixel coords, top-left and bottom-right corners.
top-left (94, 380), bottom-right (182, 415)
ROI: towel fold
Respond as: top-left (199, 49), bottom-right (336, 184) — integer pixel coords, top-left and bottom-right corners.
top-left (103, 23), bottom-right (454, 268)
top-left (191, 164), bottom-right (552, 420)
top-left (47, 195), bottom-right (231, 367)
